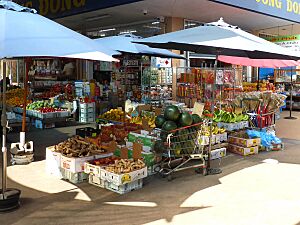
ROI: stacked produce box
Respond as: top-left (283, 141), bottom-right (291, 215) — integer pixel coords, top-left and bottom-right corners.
top-left (79, 102), bottom-right (96, 123)
top-left (228, 131), bottom-right (261, 156)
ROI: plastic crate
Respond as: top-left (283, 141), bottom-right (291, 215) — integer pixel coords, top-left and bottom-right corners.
top-left (60, 167), bottom-right (88, 184)
top-left (76, 127), bottom-right (100, 138)
top-left (88, 175), bottom-right (106, 188)
top-left (57, 111), bottom-right (70, 118)
top-left (106, 179), bottom-right (143, 194)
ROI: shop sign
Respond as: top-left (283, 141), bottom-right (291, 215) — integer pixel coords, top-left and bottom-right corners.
top-left (265, 34), bottom-right (300, 52)
top-left (100, 61), bottom-right (112, 71)
top-left (151, 57), bottom-right (171, 68)
top-left (15, 0), bottom-right (143, 19)
top-left (210, 0), bottom-right (300, 23)
top-left (123, 60), bottom-right (139, 67)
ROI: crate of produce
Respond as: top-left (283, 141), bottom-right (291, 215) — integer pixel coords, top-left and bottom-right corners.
top-left (88, 174), bottom-right (107, 188)
top-left (84, 156), bottom-right (117, 178)
top-left (210, 147), bottom-right (226, 160)
top-left (60, 167), bottom-right (88, 184)
top-left (76, 127), bottom-right (101, 138)
top-left (45, 146), bottom-right (62, 178)
top-left (106, 179), bottom-right (143, 194)
top-left (101, 159), bottom-right (147, 186)
top-left (228, 135), bottom-right (261, 147)
top-left (228, 144), bottom-right (259, 156)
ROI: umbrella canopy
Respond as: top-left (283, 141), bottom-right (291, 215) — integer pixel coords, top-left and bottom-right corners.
top-left (136, 18), bottom-right (300, 61)
top-left (95, 34), bottom-right (185, 59)
top-left (218, 55), bottom-right (300, 68)
top-left (0, 1), bottom-right (117, 61)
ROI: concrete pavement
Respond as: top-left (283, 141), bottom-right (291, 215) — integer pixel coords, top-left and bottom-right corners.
top-left (0, 111), bottom-right (299, 225)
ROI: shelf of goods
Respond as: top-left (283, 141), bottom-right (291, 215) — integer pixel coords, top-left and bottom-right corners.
top-left (141, 67), bottom-right (173, 107)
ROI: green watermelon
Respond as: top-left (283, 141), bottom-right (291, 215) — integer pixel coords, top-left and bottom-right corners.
top-left (153, 140), bottom-right (166, 154)
top-left (164, 105), bottom-right (181, 121)
top-left (162, 121), bottom-right (177, 132)
top-left (179, 112), bottom-right (193, 127)
top-left (155, 115), bottom-right (166, 128)
top-left (192, 114), bottom-right (202, 124)
top-left (160, 130), bottom-right (169, 141)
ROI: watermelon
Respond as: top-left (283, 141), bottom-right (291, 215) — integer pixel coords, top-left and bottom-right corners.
top-left (162, 121), bottom-right (177, 132)
top-left (179, 112), bottom-right (193, 127)
top-left (153, 140), bottom-right (166, 154)
top-left (192, 114), bottom-right (202, 124)
top-left (155, 115), bottom-right (166, 128)
top-left (164, 105), bottom-right (180, 121)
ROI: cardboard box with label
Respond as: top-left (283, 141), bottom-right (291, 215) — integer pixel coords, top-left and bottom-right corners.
top-left (210, 148), bottom-right (226, 160)
top-left (228, 144), bottom-right (259, 156)
top-left (45, 146), bottom-right (62, 178)
top-left (61, 155), bottom-right (95, 173)
top-left (228, 135), bottom-right (261, 147)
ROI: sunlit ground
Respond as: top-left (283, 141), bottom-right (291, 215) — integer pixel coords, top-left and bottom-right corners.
top-left (7, 161), bottom-right (92, 202)
top-left (6, 159), bottom-right (300, 225)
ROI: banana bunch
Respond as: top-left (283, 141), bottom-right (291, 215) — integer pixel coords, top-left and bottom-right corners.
top-left (130, 116), bottom-right (143, 125)
top-left (130, 114), bottom-right (156, 128)
top-left (213, 110), bottom-right (249, 123)
top-left (201, 125), bottom-right (226, 136)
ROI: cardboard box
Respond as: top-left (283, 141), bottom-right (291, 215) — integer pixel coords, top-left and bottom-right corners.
top-left (101, 167), bottom-right (147, 186)
top-left (210, 147), bottom-right (226, 160)
top-left (84, 153), bottom-right (113, 177)
top-left (127, 132), bottom-right (157, 147)
top-left (126, 141), bottom-right (152, 153)
top-left (45, 146), bottom-right (62, 178)
top-left (228, 144), bottom-right (259, 156)
top-left (61, 155), bottom-right (94, 173)
top-left (228, 136), bottom-right (261, 147)
top-left (106, 179), bottom-right (143, 194)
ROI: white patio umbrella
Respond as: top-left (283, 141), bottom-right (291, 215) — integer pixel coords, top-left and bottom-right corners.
top-left (136, 18), bottom-right (300, 61)
top-left (95, 34), bottom-right (185, 59)
top-left (136, 18), bottom-right (300, 175)
top-left (0, 0), bottom-right (117, 211)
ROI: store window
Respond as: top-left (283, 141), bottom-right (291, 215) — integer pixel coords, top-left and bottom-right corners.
top-left (86, 20), bottom-right (163, 38)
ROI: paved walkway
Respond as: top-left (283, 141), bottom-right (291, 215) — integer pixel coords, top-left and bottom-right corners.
top-left (0, 111), bottom-right (299, 225)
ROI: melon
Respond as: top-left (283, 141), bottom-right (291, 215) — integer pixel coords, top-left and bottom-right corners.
top-left (164, 105), bottom-right (180, 121)
top-left (162, 121), bottom-right (177, 132)
top-left (155, 115), bottom-right (166, 128)
top-left (192, 114), bottom-right (202, 124)
top-left (179, 112), bottom-right (193, 127)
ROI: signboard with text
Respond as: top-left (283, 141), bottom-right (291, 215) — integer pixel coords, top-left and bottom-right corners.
top-left (266, 34), bottom-right (300, 52)
top-left (14, 0), bottom-right (142, 19)
top-left (210, 0), bottom-right (300, 23)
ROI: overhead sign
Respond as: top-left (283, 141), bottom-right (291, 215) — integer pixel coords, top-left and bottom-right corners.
top-left (210, 0), bottom-right (300, 23)
top-left (151, 57), bottom-right (171, 68)
top-left (266, 34), bottom-right (300, 52)
top-left (14, 0), bottom-right (142, 19)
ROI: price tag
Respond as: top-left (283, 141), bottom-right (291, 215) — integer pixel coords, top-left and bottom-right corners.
top-left (121, 147), bottom-right (129, 159)
top-left (133, 142), bottom-right (142, 160)
top-left (192, 102), bottom-right (204, 116)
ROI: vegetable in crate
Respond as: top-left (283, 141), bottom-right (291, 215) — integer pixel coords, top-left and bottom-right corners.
top-left (162, 121), bottom-right (177, 132)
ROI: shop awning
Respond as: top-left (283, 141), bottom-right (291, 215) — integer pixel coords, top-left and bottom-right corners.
top-left (0, 1), bottom-right (118, 62)
top-left (218, 55), bottom-right (300, 68)
top-left (95, 34), bottom-right (185, 59)
top-left (135, 18), bottom-right (300, 62)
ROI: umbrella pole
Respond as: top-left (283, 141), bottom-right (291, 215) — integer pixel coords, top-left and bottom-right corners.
top-left (207, 54), bottom-right (222, 175)
top-left (285, 68), bottom-right (297, 120)
top-left (2, 60), bottom-right (7, 195)
top-left (0, 59), bottom-right (21, 212)
top-left (21, 59), bottom-right (29, 146)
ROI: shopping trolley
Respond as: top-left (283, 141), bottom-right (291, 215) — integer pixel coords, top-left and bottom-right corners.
top-left (155, 122), bottom-right (209, 181)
